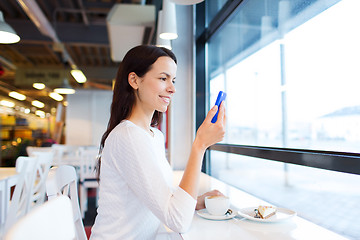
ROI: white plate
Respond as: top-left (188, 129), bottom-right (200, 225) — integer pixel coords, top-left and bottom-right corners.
top-left (196, 209), bottom-right (237, 220)
top-left (237, 207), bottom-right (296, 223)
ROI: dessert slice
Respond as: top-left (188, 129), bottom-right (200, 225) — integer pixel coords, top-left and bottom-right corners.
top-left (257, 206), bottom-right (277, 219)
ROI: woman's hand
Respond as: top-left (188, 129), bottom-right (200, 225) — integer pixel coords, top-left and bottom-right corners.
top-left (196, 190), bottom-right (224, 210)
top-left (194, 102), bottom-right (226, 151)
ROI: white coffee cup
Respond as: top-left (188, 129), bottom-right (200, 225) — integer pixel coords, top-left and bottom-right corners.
top-left (205, 195), bottom-right (230, 216)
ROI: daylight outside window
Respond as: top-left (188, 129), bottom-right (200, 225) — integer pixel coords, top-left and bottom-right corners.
top-left (207, 0), bottom-right (360, 239)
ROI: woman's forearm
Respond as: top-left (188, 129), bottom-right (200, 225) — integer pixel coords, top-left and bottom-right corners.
top-left (179, 140), bottom-right (206, 199)
top-left (179, 103), bottom-right (225, 199)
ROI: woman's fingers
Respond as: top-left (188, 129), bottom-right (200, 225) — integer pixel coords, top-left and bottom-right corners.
top-left (194, 102), bottom-right (226, 150)
top-left (217, 101), bottom-right (226, 124)
top-left (207, 189), bottom-right (223, 197)
top-left (196, 190), bottom-right (226, 210)
top-left (205, 105), bottom-right (218, 123)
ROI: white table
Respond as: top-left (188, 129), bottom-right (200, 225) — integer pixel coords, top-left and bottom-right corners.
top-left (172, 171), bottom-right (347, 240)
top-left (0, 168), bottom-right (18, 228)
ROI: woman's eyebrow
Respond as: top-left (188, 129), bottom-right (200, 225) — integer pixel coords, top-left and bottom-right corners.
top-left (160, 72), bottom-right (176, 79)
top-left (160, 72), bottom-right (170, 77)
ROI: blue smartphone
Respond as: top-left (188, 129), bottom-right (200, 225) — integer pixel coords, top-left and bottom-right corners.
top-left (211, 91), bottom-right (227, 123)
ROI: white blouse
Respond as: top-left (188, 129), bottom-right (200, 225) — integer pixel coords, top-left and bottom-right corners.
top-left (90, 120), bottom-right (196, 240)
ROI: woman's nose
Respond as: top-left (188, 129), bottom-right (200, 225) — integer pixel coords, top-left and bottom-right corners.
top-left (167, 81), bottom-right (176, 93)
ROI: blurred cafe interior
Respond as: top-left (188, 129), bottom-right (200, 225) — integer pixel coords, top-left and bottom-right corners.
top-left (0, 0), bottom-right (359, 239)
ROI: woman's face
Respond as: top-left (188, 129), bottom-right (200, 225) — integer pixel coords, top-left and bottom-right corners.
top-left (134, 56), bottom-right (177, 113)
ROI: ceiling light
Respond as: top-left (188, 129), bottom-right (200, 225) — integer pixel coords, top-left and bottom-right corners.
top-left (71, 69), bottom-right (87, 83)
top-left (0, 11), bottom-right (20, 44)
top-left (32, 100), bottom-right (45, 108)
top-left (33, 83), bottom-right (45, 90)
top-left (54, 78), bottom-right (75, 94)
top-left (35, 110), bottom-right (45, 118)
top-left (156, 11), bottom-right (172, 50)
top-left (159, 0), bottom-right (178, 40)
top-left (49, 92), bottom-right (64, 101)
top-left (24, 108), bottom-right (30, 114)
top-left (170, 0), bottom-right (204, 4)
top-left (9, 91), bottom-right (26, 101)
top-left (0, 100), bottom-right (15, 107)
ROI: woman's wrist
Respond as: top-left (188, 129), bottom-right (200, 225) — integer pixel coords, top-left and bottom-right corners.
top-left (192, 137), bottom-right (207, 153)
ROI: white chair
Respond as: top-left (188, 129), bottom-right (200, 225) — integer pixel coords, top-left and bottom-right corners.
top-left (26, 146), bottom-right (52, 157)
top-left (78, 147), bottom-right (99, 218)
top-left (4, 195), bottom-right (76, 240)
top-left (29, 152), bottom-right (54, 208)
top-left (52, 144), bottom-right (80, 166)
top-left (3, 153), bottom-right (53, 233)
top-left (0, 169), bottom-right (18, 234)
top-left (3, 157), bottom-right (38, 233)
top-left (46, 165), bottom-right (87, 240)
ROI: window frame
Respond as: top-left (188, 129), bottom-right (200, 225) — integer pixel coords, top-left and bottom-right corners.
top-left (195, 0), bottom-right (360, 176)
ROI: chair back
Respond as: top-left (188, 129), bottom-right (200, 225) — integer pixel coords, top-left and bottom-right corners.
top-left (79, 147), bottom-right (99, 182)
top-left (30, 152), bottom-right (54, 207)
top-left (4, 195), bottom-right (76, 240)
top-left (46, 165), bottom-right (87, 240)
top-left (4, 157), bottom-right (38, 232)
top-left (26, 146), bottom-right (52, 157)
top-left (51, 144), bottom-right (80, 166)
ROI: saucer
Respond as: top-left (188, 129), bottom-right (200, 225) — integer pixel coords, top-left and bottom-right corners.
top-left (237, 207), bottom-right (296, 223)
top-left (196, 209), bottom-right (236, 220)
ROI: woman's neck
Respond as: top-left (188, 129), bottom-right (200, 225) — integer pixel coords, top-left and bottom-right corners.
top-left (127, 105), bottom-right (154, 134)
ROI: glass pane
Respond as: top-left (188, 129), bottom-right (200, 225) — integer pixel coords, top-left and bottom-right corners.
top-left (206, 0), bottom-right (228, 26)
top-left (283, 0), bottom-right (360, 152)
top-left (210, 151), bottom-right (360, 239)
top-left (206, 0), bottom-right (360, 239)
top-left (209, 74), bottom-right (225, 107)
top-left (207, 0), bottom-right (360, 153)
top-left (208, 0), bottom-right (339, 78)
top-left (224, 42), bottom-right (283, 146)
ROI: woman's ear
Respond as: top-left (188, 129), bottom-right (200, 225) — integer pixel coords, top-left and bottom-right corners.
top-left (128, 72), bottom-right (139, 90)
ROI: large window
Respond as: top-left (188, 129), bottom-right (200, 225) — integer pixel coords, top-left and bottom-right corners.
top-left (198, 0), bottom-right (360, 239)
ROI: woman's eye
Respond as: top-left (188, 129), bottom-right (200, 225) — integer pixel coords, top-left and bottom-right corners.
top-left (160, 77), bottom-right (166, 81)
top-left (172, 80), bottom-right (176, 84)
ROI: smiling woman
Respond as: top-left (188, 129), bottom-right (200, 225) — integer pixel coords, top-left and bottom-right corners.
top-left (127, 56), bottom-right (177, 117)
top-left (90, 45), bottom-right (226, 240)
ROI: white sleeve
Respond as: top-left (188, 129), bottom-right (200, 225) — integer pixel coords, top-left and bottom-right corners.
top-left (111, 126), bottom-right (196, 233)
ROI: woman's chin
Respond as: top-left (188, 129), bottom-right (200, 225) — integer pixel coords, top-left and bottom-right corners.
top-left (157, 106), bottom-right (168, 113)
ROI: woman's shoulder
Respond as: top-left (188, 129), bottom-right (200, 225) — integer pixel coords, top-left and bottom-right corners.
top-left (109, 120), bottom-right (164, 142)
top-left (111, 120), bottom-right (141, 136)
top-left (151, 127), bottom-right (164, 137)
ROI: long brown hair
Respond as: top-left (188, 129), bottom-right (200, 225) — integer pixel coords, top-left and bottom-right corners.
top-left (97, 45), bottom-right (177, 178)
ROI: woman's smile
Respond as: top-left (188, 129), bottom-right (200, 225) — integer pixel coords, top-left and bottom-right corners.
top-left (159, 95), bottom-right (171, 104)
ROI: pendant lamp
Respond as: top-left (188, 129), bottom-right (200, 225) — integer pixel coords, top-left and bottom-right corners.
top-left (54, 78), bottom-right (75, 94)
top-left (170, 0), bottom-right (204, 4)
top-left (160, 0), bottom-right (178, 40)
top-left (0, 11), bottom-right (20, 44)
top-left (156, 11), bottom-right (172, 50)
